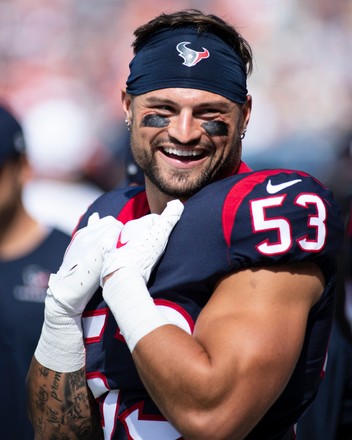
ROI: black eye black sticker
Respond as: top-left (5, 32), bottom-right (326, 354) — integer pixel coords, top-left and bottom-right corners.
top-left (141, 114), bottom-right (170, 128)
top-left (202, 121), bottom-right (228, 136)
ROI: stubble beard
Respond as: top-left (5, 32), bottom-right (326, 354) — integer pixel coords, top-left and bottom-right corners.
top-left (131, 138), bottom-right (241, 199)
top-left (145, 161), bottom-right (211, 198)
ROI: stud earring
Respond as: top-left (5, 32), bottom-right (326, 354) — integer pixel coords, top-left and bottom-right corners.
top-left (240, 128), bottom-right (247, 140)
top-left (125, 119), bottom-right (131, 131)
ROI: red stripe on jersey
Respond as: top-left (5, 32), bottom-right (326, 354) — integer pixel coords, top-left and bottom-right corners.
top-left (117, 190), bottom-right (150, 224)
top-left (236, 160), bottom-right (252, 174)
top-left (222, 169), bottom-right (308, 247)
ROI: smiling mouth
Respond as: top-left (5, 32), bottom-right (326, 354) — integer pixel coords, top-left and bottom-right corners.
top-left (162, 147), bottom-right (207, 161)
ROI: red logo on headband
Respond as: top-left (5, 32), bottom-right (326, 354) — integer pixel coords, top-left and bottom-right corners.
top-left (176, 41), bottom-right (210, 67)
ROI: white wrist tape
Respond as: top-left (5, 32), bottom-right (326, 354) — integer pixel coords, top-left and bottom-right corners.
top-left (34, 291), bottom-right (85, 372)
top-left (103, 267), bottom-right (169, 352)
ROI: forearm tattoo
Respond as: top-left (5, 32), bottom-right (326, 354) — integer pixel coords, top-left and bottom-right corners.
top-left (27, 364), bottom-right (102, 439)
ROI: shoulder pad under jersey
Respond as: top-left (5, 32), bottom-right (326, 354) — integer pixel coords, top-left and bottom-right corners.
top-left (221, 169), bottom-right (344, 268)
top-left (74, 186), bottom-right (148, 232)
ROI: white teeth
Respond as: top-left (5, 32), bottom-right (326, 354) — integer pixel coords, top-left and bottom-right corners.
top-left (163, 147), bottom-right (202, 157)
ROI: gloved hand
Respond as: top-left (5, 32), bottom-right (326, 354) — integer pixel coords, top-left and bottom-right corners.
top-left (35, 212), bottom-right (123, 372)
top-left (101, 199), bottom-right (184, 284)
top-left (50, 212), bottom-right (123, 314)
top-left (102, 200), bottom-right (184, 352)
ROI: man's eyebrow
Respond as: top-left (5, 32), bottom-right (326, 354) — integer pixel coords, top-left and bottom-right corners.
top-left (195, 101), bottom-right (233, 111)
top-left (143, 96), bottom-right (233, 111)
top-left (143, 97), bottom-right (175, 106)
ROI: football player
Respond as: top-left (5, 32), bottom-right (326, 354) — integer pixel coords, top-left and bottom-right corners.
top-left (27, 9), bottom-right (344, 440)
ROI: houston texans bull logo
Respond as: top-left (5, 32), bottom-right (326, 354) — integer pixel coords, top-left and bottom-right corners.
top-left (176, 41), bottom-right (210, 67)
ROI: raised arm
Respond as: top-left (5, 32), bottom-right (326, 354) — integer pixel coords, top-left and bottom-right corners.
top-left (26, 213), bottom-right (122, 439)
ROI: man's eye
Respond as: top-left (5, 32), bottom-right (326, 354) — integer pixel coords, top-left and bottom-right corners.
top-left (204, 108), bottom-right (218, 113)
top-left (150, 104), bottom-right (173, 112)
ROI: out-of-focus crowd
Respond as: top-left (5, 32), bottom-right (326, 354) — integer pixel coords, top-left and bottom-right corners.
top-left (0, 0), bottom-right (351, 186)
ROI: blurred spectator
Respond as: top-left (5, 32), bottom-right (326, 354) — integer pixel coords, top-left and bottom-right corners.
top-left (22, 98), bottom-right (105, 234)
top-left (296, 222), bottom-right (352, 439)
top-left (296, 321), bottom-right (352, 439)
top-left (296, 132), bottom-right (352, 440)
top-left (0, 101), bottom-right (71, 439)
top-left (91, 115), bottom-right (134, 191)
top-left (325, 130), bottom-right (352, 333)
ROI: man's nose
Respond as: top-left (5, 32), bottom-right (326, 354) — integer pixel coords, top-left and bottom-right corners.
top-left (167, 111), bottom-right (202, 144)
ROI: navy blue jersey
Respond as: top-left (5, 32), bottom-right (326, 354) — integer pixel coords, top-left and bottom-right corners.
top-left (0, 228), bottom-right (71, 440)
top-left (80, 168), bottom-right (344, 440)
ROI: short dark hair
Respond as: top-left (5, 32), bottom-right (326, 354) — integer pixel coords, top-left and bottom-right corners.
top-left (0, 103), bottom-right (26, 167)
top-left (131, 9), bottom-right (253, 76)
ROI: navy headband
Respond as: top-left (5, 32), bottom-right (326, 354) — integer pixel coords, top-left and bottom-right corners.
top-left (126, 27), bottom-right (248, 104)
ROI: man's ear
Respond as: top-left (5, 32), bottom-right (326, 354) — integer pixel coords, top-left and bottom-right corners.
top-left (121, 89), bottom-right (132, 124)
top-left (241, 94), bottom-right (252, 133)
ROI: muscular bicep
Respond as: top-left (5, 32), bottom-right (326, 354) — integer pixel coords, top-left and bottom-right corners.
top-left (131, 263), bottom-right (324, 439)
top-left (26, 357), bottom-right (103, 440)
top-left (193, 262), bottom-right (324, 432)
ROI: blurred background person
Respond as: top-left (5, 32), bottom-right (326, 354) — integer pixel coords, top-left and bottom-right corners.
top-left (296, 234), bottom-right (352, 440)
top-left (22, 97), bottom-right (105, 235)
top-left (296, 132), bottom-right (352, 440)
top-left (0, 102), bottom-right (71, 440)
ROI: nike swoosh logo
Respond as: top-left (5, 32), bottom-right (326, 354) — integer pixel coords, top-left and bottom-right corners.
top-left (116, 232), bottom-right (128, 248)
top-left (266, 178), bottom-right (302, 194)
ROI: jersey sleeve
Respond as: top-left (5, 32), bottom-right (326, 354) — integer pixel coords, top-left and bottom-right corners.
top-left (72, 186), bottom-right (148, 233)
top-left (223, 169), bottom-right (345, 270)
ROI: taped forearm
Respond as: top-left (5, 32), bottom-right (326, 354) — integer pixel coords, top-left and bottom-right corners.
top-left (34, 291), bottom-right (85, 372)
top-left (35, 213), bottom-right (123, 372)
top-left (103, 267), bottom-right (169, 352)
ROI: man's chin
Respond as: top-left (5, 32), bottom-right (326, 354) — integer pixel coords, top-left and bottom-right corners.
top-left (157, 180), bottom-right (209, 199)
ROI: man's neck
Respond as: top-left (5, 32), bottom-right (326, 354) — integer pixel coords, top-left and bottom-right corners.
top-left (145, 179), bottom-right (186, 214)
top-left (0, 207), bottom-right (49, 260)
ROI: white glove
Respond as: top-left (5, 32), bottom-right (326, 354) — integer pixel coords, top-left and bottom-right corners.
top-left (50, 212), bottom-right (123, 313)
top-left (35, 213), bottom-right (123, 372)
top-left (102, 199), bottom-right (184, 283)
top-left (102, 200), bottom-right (184, 352)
